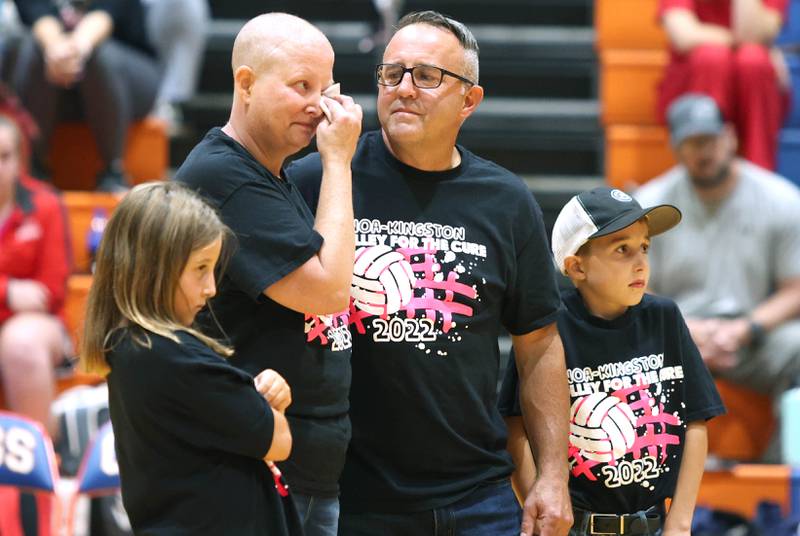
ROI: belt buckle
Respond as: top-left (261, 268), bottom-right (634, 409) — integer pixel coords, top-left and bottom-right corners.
top-left (589, 513), bottom-right (625, 535)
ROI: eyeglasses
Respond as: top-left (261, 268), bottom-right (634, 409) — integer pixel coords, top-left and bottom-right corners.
top-left (376, 63), bottom-right (476, 89)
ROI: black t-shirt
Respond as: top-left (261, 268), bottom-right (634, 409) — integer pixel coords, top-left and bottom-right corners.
top-left (499, 288), bottom-right (725, 513)
top-left (107, 329), bottom-right (301, 535)
top-left (175, 128), bottom-right (352, 497)
top-left (287, 130), bottom-right (562, 513)
top-left (15, 0), bottom-right (155, 57)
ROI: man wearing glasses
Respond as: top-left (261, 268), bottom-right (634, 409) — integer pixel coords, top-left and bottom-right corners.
top-left (289, 10), bottom-right (572, 536)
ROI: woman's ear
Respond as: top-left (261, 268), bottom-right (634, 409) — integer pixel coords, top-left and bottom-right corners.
top-left (234, 65), bottom-right (255, 104)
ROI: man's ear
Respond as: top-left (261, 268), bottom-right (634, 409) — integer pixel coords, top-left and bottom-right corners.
top-left (564, 255), bottom-right (586, 281)
top-left (460, 84), bottom-right (484, 120)
top-left (234, 66), bottom-right (255, 104)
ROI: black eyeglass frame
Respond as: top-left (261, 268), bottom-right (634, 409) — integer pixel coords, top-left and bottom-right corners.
top-left (375, 63), bottom-right (476, 89)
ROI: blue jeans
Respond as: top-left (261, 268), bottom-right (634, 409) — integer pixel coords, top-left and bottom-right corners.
top-left (338, 478), bottom-right (521, 536)
top-left (292, 493), bottom-right (340, 536)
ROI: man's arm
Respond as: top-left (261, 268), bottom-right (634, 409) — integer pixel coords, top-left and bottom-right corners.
top-left (733, 0), bottom-right (784, 45)
top-left (264, 96), bottom-right (362, 314)
top-left (512, 323), bottom-right (572, 536)
top-left (662, 9), bottom-right (734, 53)
top-left (709, 277), bottom-right (800, 357)
top-left (504, 415), bottom-right (537, 505)
top-left (662, 421), bottom-right (707, 536)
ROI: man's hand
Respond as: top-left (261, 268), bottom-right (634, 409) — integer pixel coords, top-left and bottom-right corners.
top-left (315, 94), bottom-right (362, 167)
top-left (521, 475), bottom-right (572, 536)
top-left (685, 317), bottom-right (738, 371)
top-left (254, 369), bottom-right (292, 412)
top-left (7, 279), bottom-right (50, 313)
top-left (711, 317), bottom-right (751, 354)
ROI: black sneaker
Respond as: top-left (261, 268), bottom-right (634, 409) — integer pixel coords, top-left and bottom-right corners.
top-left (95, 168), bottom-right (131, 194)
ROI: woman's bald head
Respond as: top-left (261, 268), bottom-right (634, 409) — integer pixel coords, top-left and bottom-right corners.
top-left (231, 13), bottom-right (333, 74)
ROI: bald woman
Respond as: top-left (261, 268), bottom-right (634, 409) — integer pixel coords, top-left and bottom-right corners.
top-left (175, 13), bottom-right (361, 536)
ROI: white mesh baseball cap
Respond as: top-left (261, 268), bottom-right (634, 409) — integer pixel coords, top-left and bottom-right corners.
top-left (552, 187), bottom-right (681, 274)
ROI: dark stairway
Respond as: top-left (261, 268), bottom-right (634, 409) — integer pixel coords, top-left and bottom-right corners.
top-left (174, 0), bottom-right (602, 236)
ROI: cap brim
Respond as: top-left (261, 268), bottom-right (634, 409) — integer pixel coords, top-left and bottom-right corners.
top-left (591, 204), bottom-right (681, 239)
top-left (672, 124), bottom-right (723, 146)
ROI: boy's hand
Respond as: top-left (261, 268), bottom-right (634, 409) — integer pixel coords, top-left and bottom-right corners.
top-left (254, 369), bottom-right (292, 412)
top-left (662, 530), bottom-right (691, 536)
top-left (521, 476), bottom-right (572, 536)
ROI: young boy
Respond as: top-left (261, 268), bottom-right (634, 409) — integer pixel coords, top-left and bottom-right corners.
top-left (500, 186), bottom-right (725, 536)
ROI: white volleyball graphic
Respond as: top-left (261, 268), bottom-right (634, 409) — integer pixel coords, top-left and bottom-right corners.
top-left (351, 245), bottom-right (416, 316)
top-left (570, 392), bottom-right (637, 463)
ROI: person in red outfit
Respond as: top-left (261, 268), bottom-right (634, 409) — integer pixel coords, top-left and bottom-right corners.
top-left (658, 0), bottom-right (790, 170)
top-left (0, 114), bottom-right (70, 437)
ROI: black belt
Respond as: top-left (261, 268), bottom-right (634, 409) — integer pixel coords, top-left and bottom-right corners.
top-left (572, 507), bottom-right (663, 535)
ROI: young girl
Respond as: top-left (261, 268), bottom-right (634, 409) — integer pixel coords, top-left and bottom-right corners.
top-left (81, 182), bottom-right (300, 535)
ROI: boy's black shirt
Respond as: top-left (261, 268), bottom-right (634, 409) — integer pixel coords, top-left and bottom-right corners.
top-left (175, 127), bottom-right (352, 497)
top-left (107, 329), bottom-right (301, 535)
top-left (499, 288), bottom-right (725, 513)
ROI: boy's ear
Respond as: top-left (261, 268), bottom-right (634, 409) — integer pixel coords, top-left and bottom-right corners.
top-left (564, 255), bottom-right (586, 280)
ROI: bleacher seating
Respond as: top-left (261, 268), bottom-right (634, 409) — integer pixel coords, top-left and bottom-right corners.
top-left (595, 0), bottom-right (676, 188)
top-left (49, 118), bottom-right (169, 191)
top-left (9, 0), bottom-right (798, 526)
top-left (777, 11), bottom-right (800, 186)
top-left (596, 0), bottom-right (800, 520)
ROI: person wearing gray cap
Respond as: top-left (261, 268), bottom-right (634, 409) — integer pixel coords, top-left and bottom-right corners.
top-left (499, 186), bottom-right (725, 536)
top-left (635, 93), bottom-right (800, 461)
top-left (657, 0), bottom-right (789, 170)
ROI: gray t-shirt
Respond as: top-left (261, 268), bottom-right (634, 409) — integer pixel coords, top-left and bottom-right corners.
top-left (635, 159), bottom-right (800, 317)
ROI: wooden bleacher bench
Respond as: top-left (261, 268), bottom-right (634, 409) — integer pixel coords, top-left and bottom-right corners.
top-left (600, 49), bottom-right (668, 125)
top-left (49, 117), bottom-right (169, 191)
top-left (595, 0), bottom-right (668, 50)
top-left (604, 125), bottom-right (675, 190)
top-left (596, 0), bottom-right (675, 185)
top-left (63, 192), bottom-right (121, 274)
top-left (707, 379), bottom-right (776, 462)
top-left (698, 464), bottom-right (795, 519)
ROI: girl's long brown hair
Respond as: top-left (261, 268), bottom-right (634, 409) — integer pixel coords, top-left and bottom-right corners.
top-left (81, 182), bottom-right (233, 374)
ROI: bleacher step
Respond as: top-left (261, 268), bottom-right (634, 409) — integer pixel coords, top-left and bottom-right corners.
top-left (176, 95), bottom-right (601, 175)
top-left (200, 20), bottom-right (596, 98)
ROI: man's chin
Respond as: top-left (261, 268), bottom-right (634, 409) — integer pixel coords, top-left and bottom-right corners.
top-left (384, 122), bottom-right (423, 142)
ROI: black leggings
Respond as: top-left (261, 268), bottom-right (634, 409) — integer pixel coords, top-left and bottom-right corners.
top-left (13, 34), bottom-right (159, 170)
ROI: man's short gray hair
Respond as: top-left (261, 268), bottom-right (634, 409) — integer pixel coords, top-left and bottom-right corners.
top-left (396, 11), bottom-right (480, 84)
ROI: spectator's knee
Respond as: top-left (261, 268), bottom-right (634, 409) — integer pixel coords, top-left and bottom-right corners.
top-left (688, 44), bottom-right (733, 74)
top-left (0, 315), bottom-right (57, 372)
top-left (734, 44), bottom-right (773, 78)
top-left (82, 40), bottom-right (118, 76)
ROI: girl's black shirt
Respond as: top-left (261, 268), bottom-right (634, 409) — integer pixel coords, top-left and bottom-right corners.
top-left (107, 328), bottom-right (299, 535)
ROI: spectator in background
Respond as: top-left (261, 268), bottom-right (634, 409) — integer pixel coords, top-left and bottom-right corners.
top-left (658, 0), bottom-right (790, 170)
top-left (143, 0), bottom-right (209, 134)
top-left (636, 94), bottom-right (800, 459)
top-left (12, 0), bottom-right (159, 193)
top-left (0, 114), bottom-right (70, 438)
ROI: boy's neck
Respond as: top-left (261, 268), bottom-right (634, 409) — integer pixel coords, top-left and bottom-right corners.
top-left (575, 285), bottom-right (630, 321)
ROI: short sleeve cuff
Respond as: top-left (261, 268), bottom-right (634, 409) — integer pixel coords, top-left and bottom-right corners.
top-left (505, 306), bottom-right (562, 337)
top-left (241, 230), bottom-right (324, 300)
